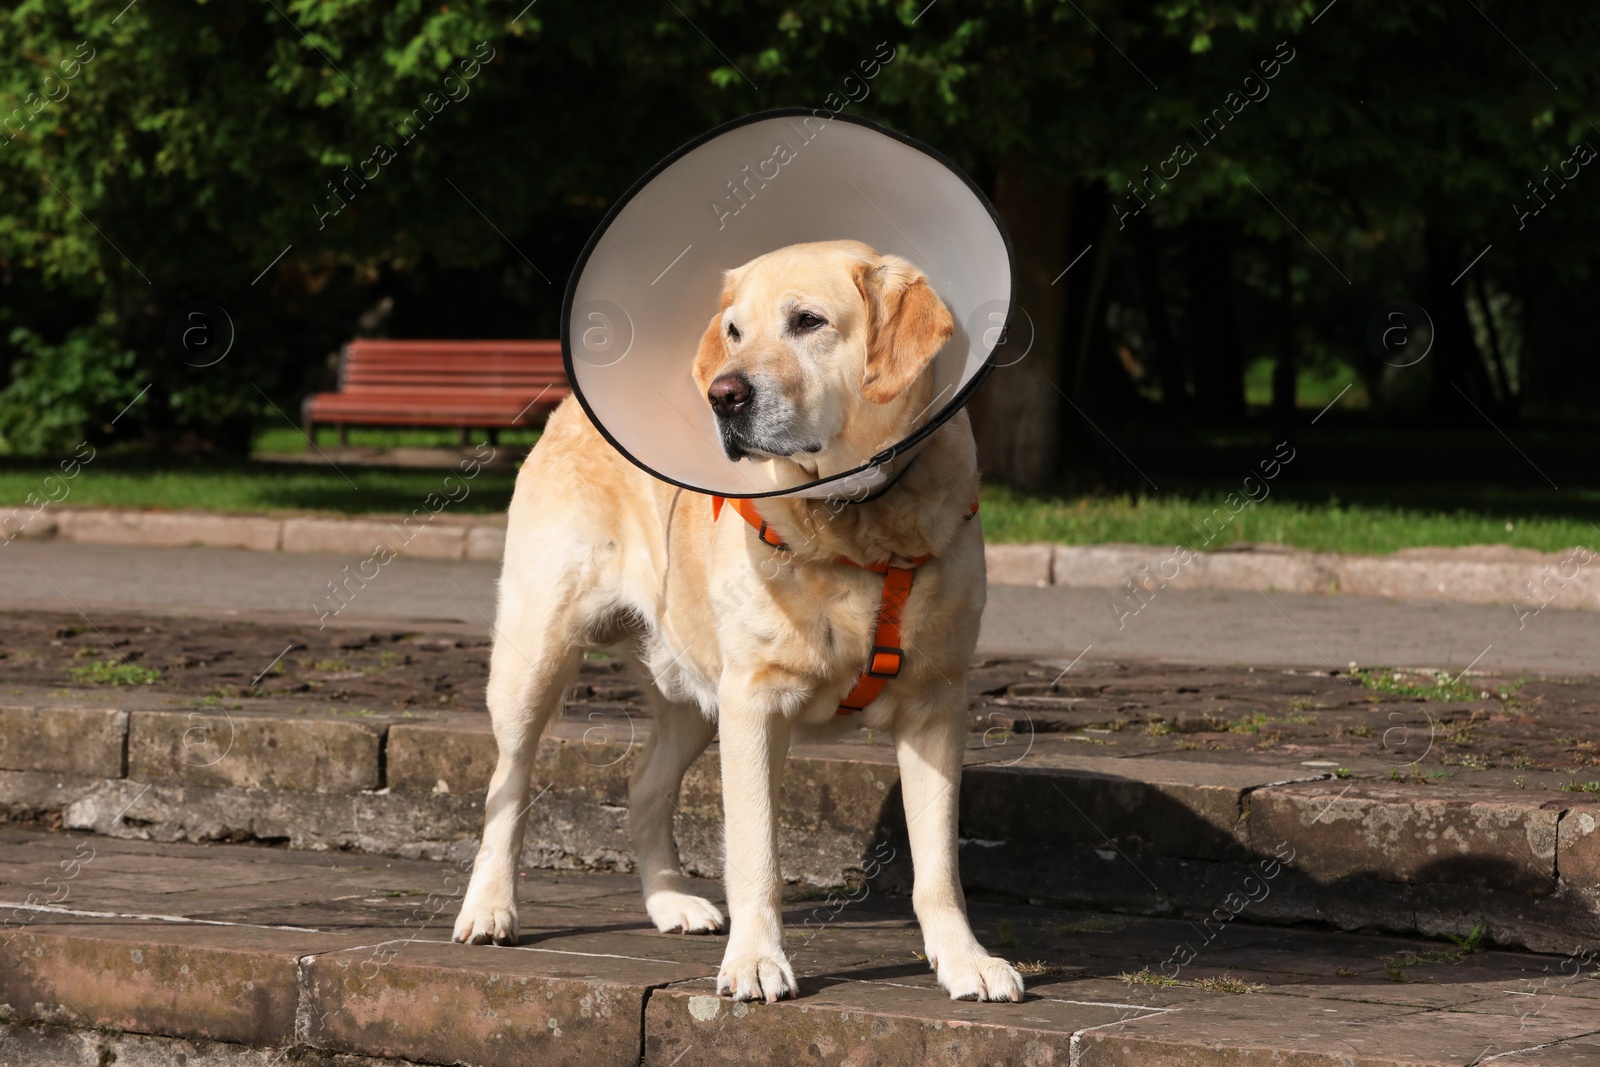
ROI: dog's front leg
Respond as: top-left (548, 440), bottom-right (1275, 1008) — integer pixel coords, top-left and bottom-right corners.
top-left (714, 677), bottom-right (797, 1002)
top-left (895, 696), bottom-right (1024, 1002)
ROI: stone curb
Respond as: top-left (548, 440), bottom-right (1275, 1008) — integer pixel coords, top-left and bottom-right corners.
top-left (0, 922), bottom-right (689, 1067)
top-left (1039, 540), bottom-right (1600, 613)
top-left (21, 506), bottom-right (508, 562)
top-left (3, 704), bottom-right (1597, 954)
top-left (16, 506), bottom-right (1596, 609)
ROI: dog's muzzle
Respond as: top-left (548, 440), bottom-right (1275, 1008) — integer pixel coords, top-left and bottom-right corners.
top-left (708, 372), bottom-right (815, 460)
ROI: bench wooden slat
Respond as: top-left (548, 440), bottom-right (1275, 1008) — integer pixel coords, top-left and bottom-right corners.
top-left (341, 377), bottom-right (566, 389)
top-left (302, 339), bottom-right (570, 440)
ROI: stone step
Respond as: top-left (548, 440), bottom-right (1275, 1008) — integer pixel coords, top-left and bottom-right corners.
top-left (2, 830), bottom-right (1597, 1067)
top-left (2, 686), bottom-right (1598, 957)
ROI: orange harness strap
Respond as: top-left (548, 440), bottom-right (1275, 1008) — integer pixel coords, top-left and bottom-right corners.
top-left (834, 563), bottom-right (915, 715)
top-left (710, 494), bottom-right (978, 715)
top-left (710, 495), bottom-right (789, 551)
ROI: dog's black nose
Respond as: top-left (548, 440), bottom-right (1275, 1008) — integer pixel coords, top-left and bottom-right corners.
top-left (708, 374), bottom-right (752, 417)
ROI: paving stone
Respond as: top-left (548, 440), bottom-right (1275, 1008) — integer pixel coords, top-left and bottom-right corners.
top-left (1490, 1040), bottom-right (1600, 1066)
top-left (1077, 993), bottom-right (1595, 1065)
top-left (1248, 783), bottom-right (1560, 893)
top-left (1450, 989), bottom-right (1600, 1036)
top-left (0, 706), bottom-right (125, 777)
top-left (0, 1022), bottom-right (414, 1067)
top-left (305, 938), bottom-right (705, 1067)
top-left (126, 710), bottom-right (384, 793)
top-left (644, 979), bottom-right (1144, 1066)
top-left (0, 922), bottom-right (357, 1046)
top-left (1195, 937), bottom-right (1533, 1009)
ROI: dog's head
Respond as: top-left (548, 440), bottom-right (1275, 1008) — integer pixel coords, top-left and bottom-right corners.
top-left (691, 240), bottom-right (953, 474)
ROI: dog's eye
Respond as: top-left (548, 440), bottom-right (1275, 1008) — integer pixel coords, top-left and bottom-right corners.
top-left (793, 312), bottom-right (826, 332)
top-left (726, 322), bottom-right (741, 342)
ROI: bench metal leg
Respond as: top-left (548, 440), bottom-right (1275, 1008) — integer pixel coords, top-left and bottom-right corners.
top-left (459, 426), bottom-right (470, 446)
top-left (488, 427), bottom-right (500, 447)
top-left (337, 423), bottom-right (348, 447)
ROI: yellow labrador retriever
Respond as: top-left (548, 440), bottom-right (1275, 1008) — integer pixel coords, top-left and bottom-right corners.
top-left (452, 239), bottom-right (1023, 1003)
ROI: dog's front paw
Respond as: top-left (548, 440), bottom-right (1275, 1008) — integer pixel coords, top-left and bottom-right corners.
top-left (647, 890), bottom-right (725, 934)
top-left (717, 949), bottom-right (797, 1003)
top-left (932, 952), bottom-right (1025, 1002)
top-left (452, 897), bottom-right (519, 946)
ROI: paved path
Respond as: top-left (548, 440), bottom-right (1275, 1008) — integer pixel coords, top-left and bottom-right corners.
top-left (4, 541), bottom-right (1594, 673)
top-left (3, 829), bottom-right (1596, 1066)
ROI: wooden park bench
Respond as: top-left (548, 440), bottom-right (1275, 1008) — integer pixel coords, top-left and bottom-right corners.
top-left (302, 339), bottom-right (570, 445)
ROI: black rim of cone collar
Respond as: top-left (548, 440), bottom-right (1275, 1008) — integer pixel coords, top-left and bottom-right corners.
top-left (560, 107), bottom-right (1016, 500)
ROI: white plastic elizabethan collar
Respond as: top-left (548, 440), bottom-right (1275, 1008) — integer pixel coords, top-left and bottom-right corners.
top-left (562, 109), bottom-right (1015, 499)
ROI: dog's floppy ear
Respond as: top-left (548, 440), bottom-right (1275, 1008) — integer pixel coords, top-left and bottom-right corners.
top-left (692, 271), bottom-right (740, 387)
top-left (855, 255), bottom-right (954, 405)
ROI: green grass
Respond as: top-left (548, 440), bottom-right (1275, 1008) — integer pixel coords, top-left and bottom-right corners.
top-left (69, 659), bottom-right (162, 686)
top-left (2, 426), bottom-right (1597, 556)
top-left (979, 481), bottom-right (1599, 555)
top-left (1191, 974), bottom-right (1266, 994)
top-left (1446, 921), bottom-right (1488, 953)
top-left (0, 457), bottom-right (518, 515)
top-left (1352, 668), bottom-right (1487, 703)
top-left (253, 425), bottom-right (540, 454)
top-left (1117, 968), bottom-right (1181, 988)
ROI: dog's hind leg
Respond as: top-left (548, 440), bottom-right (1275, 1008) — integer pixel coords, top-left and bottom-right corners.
top-left (629, 692), bottom-right (724, 933)
top-left (452, 591), bottom-right (586, 947)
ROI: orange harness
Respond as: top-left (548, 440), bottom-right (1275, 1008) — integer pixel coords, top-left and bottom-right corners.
top-left (710, 494), bottom-right (978, 716)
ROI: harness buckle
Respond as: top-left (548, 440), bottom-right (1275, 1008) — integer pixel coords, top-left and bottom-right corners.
top-left (866, 645), bottom-right (904, 679)
top-left (756, 519), bottom-right (788, 551)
